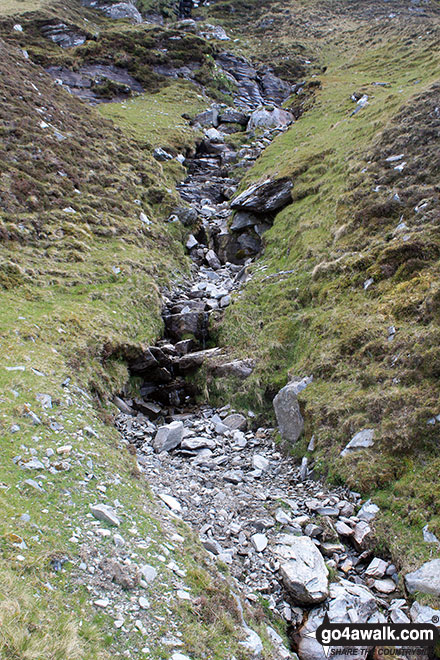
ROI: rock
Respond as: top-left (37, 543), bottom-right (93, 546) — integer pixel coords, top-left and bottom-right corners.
top-left (176, 206), bottom-right (198, 226)
top-left (159, 493), bottom-right (182, 513)
top-left (275, 508), bottom-right (292, 525)
top-left (410, 601), bottom-right (440, 624)
top-left (181, 437), bottom-right (216, 450)
top-left (170, 655), bottom-right (192, 660)
top-left (374, 578), bottom-right (396, 594)
top-left (153, 421), bottom-right (184, 453)
top-left (335, 521), bottom-right (354, 537)
top-left (164, 310), bottom-right (206, 342)
top-left (230, 211), bottom-right (259, 231)
top-left (21, 458), bottom-right (45, 470)
top-left (266, 625), bottom-right (293, 659)
top-left (353, 521), bottom-right (373, 550)
top-left (220, 109), bottom-right (249, 125)
top-left (223, 413), bottom-right (247, 431)
top-left (390, 608), bottom-right (410, 624)
top-left (252, 455), bottom-right (269, 471)
top-left (200, 24), bottom-right (230, 41)
top-left (405, 559), bottom-right (440, 596)
top-left (139, 596), bottom-right (149, 609)
top-left (231, 178), bottom-right (293, 213)
top-left (178, 348), bottom-right (220, 371)
top-left (223, 470), bottom-right (243, 484)
top-left (102, 2), bottom-right (142, 22)
top-left (273, 378), bottom-right (313, 444)
top-left (202, 539), bottom-right (222, 555)
top-left (299, 457), bottom-right (308, 481)
top-left (248, 107), bottom-right (294, 130)
top-left (278, 536), bottom-right (329, 604)
top-left (186, 234), bottom-right (198, 250)
top-left (90, 504), bottom-right (121, 527)
top-left (259, 70), bottom-right (292, 105)
top-left (205, 249), bottom-right (221, 270)
top-left (154, 147), bottom-right (173, 162)
top-left (297, 579), bottom-right (379, 660)
top-left (240, 629), bottom-right (263, 658)
top-left (357, 499), bottom-right (379, 522)
top-left (193, 108), bottom-right (219, 127)
top-left (340, 429), bottom-right (375, 457)
top-left (113, 396), bottom-right (134, 415)
top-left (94, 598), bottom-right (110, 608)
top-left (251, 533), bottom-right (268, 552)
top-left (365, 557), bottom-right (388, 578)
top-left (422, 524), bottom-right (439, 543)
top-left (140, 564), bottom-right (157, 583)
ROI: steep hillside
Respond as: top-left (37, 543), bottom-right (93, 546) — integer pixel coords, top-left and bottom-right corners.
top-left (209, 0), bottom-right (440, 571)
top-left (2, 0), bottom-right (440, 658)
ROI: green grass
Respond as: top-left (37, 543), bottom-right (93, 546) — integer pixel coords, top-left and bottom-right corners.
top-left (99, 81), bottom-right (207, 153)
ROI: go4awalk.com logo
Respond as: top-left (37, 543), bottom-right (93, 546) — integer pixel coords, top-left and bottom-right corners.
top-left (306, 615), bottom-right (440, 657)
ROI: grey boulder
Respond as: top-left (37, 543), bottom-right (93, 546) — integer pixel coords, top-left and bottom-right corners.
top-left (405, 559), bottom-right (440, 597)
top-left (153, 421), bottom-right (184, 453)
top-left (102, 2), bottom-right (143, 23)
top-left (247, 107), bottom-right (294, 130)
top-left (231, 178), bottom-right (293, 213)
top-left (273, 377), bottom-right (312, 444)
top-left (278, 536), bottom-right (329, 604)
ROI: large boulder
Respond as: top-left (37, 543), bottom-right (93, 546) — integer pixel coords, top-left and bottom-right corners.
top-left (231, 178), bottom-right (293, 213)
top-left (273, 377), bottom-right (312, 444)
top-left (247, 106), bottom-right (294, 130)
top-left (102, 2), bottom-right (143, 23)
top-left (276, 535), bottom-right (329, 605)
top-left (152, 421), bottom-right (184, 453)
top-left (405, 559), bottom-right (440, 597)
top-left (230, 211), bottom-right (259, 232)
top-left (296, 579), bottom-right (380, 660)
top-left (259, 70), bottom-right (292, 105)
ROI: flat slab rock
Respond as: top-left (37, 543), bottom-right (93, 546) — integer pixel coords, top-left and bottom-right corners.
top-left (278, 535), bottom-right (329, 605)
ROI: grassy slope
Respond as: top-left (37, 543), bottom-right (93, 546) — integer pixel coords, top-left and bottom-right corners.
top-left (0, 3), bottom-right (278, 658)
top-left (206, 0), bottom-right (440, 582)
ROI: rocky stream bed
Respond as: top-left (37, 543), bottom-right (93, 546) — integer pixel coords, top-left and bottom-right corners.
top-left (108, 52), bottom-right (440, 659)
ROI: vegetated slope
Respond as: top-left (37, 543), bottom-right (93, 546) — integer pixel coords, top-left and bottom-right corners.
top-left (211, 0), bottom-right (440, 576)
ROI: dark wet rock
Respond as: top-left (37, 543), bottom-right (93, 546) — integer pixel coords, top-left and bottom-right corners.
top-left (192, 108), bottom-right (219, 127)
top-left (230, 211), bottom-right (259, 232)
top-left (153, 147), bottom-right (173, 162)
top-left (219, 109), bottom-right (250, 125)
top-left (175, 207), bottom-right (198, 226)
top-left (46, 65), bottom-right (143, 104)
top-left (129, 348), bottom-right (158, 374)
top-left (40, 22), bottom-right (88, 48)
top-left (259, 68), bottom-right (292, 105)
top-left (164, 310), bottom-right (207, 342)
top-left (231, 178), bottom-right (293, 213)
